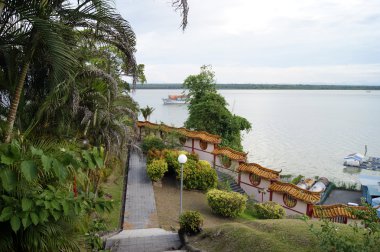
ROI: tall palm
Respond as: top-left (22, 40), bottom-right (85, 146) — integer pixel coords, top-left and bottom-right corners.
top-left (140, 105), bottom-right (155, 121)
top-left (0, 0), bottom-right (138, 142)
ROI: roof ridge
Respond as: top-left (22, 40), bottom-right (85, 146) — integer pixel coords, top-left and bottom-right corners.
top-left (215, 146), bottom-right (247, 156)
top-left (244, 163), bottom-right (281, 174)
top-left (271, 180), bottom-right (322, 196)
top-left (137, 121), bottom-right (222, 143)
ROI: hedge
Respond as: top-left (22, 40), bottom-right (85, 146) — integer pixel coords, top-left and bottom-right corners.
top-left (146, 159), bottom-right (168, 182)
top-left (253, 201), bottom-right (285, 219)
top-left (207, 189), bottom-right (247, 217)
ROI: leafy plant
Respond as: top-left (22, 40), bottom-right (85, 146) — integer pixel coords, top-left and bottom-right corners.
top-left (176, 159), bottom-right (217, 191)
top-left (253, 202), bottom-right (286, 219)
top-left (142, 135), bottom-right (166, 153)
top-left (0, 140), bottom-right (113, 251)
top-left (146, 159), bottom-right (168, 182)
top-left (85, 217), bottom-right (109, 252)
top-left (179, 210), bottom-right (204, 235)
top-left (207, 189), bottom-right (247, 217)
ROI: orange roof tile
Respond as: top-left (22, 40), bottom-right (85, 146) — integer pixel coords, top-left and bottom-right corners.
top-left (212, 147), bottom-right (247, 161)
top-left (137, 121), bottom-right (222, 144)
top-left (238, 163), bottom-right (280, 180)
top-left (269, 181), bottom-right (321, 204)
top-left (312, 204), bottom-right (368, 219)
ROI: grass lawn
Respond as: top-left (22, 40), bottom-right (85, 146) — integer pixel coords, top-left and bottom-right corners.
top-left (153, 175), bottom-right (363, 252)
top-left (153, 175), bottom-right (242, 230)
top-left (101, 166), bottom-right (124, 231)
top-left (188, 219), bottom-right (362, 252)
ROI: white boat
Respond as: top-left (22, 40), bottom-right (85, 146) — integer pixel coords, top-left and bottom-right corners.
top-left (343, 153), bottom-right (367, 167)
top-left (162, 94), bottom-right (188, 105)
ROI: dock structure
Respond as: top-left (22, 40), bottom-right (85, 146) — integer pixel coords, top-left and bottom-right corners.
top-left (358, 157), bottom-right (380, 170)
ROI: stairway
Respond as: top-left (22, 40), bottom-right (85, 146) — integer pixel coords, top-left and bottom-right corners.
top-left (105, 228), bottom-right (182, 252)
top-left (216, 171), bottom-right (246, 195)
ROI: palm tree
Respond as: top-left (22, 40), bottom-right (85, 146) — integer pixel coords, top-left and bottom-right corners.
top-left (140, 105), bottom-right (155, 121)
top-left (0, 0), bottom-right (139, 143)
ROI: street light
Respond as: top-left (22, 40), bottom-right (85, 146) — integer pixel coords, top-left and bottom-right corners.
top-left (178, 154), bottom-right (187, 215)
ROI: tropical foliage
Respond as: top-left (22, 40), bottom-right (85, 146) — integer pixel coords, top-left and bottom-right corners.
top-left (183, 65), bottom-right (252, 151)
top-left (0, 139), bottom-right (112, 251)
top-left (0, 0), bottom-right (190, 250)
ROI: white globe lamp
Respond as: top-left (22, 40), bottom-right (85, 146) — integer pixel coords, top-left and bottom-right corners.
top-left (178, 154), bottom-right (187, 215)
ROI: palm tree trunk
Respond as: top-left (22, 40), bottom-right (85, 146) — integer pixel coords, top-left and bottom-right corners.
top-left (4, 60), bottom-right (31, 143)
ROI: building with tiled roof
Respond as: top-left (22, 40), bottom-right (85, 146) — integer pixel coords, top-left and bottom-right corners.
top-left (312, 204), bottom-right (369, 224)
top-left (268, 181), bottom-right (322, 216)
top-left (212, 146), bottom-right (247, 183)
top-left (269, 181), bottom-right (321, 203)
top-left (238, 163), bottom-right (281, 203)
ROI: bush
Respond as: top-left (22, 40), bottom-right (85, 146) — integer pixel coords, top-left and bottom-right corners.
top-left (177, 159), bottom-right (217, 191)
top-left (253, 201), bottom-right (285, 219)
top-left (291, 175), bottom-right (304, 185)
top-left (142, 135), bottom-right (165, 153)
top-left (207, 189), bottom-right (247, 217)
top-left (146, 159), bottom-right (168, 182)
top-left (179, 210), bottom-right (204, 235)
top-left (164, 149), bottom-right (182, 172)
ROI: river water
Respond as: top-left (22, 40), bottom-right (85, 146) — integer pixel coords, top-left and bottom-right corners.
top-left (132, 89), bottom-right (380, 184)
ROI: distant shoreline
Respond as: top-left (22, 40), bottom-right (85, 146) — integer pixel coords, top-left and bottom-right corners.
top-left (135, 84), bottom-right (380, 90)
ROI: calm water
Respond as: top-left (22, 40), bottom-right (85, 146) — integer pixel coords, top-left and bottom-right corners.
top-left (132, 89), bottom-right (380, 184)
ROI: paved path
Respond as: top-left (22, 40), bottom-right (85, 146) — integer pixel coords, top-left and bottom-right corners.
top-left (123, 152), bottom-right (158, 229)
top-left (105, 150), bottom-right (182, 251)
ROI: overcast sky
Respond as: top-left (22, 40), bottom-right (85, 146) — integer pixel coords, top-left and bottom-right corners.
top-left (116, 0), bottom-right (380, 85)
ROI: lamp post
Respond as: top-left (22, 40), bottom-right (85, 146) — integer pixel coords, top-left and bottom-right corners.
top-left (178, 154), bottom-right (187, 215)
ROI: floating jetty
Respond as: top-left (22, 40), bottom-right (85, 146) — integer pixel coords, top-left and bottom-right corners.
top-left (359, 157), bottom-right (380, 170)
top-left (344, 153), bottom-right (380, 170)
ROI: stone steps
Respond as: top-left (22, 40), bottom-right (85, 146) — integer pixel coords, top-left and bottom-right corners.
top-left (217, 171), bottom-right (246, 195)
top-left (105, 228), bottom-right (182, 252)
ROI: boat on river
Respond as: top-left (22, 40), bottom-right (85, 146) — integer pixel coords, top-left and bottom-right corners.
top-left (162, 94), bottom-right (188, 105)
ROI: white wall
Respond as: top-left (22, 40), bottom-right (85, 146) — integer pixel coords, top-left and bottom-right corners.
top-left (240, 172), bottom-right (271, 202)
top-left (192, 139), bottom-right (215, 164)
top-left (272, 192), bottom-right (307, 216)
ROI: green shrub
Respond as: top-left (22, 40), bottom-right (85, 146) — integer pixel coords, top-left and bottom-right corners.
top-left (206, 189), bottom-right (247, 217)
top-left (142, 135), bottom-right (165, 153)
top-left (176, 159), bottom-right (217, 191)
top-left (146, 159), bottom-right (168, 182)
top-left (179, 210), bottom-right (204, 235)
top-left (164, 149), bottom-right (182, 172)
top-left (253, 201), bottom-right (285, 219)
top-left (291, 175), bottom-right (304, 185)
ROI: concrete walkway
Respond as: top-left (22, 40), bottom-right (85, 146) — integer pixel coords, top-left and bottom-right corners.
top-left (105, 150), bottom-right (182, 252)
top-left (123, 152), bottom-right (158, 229)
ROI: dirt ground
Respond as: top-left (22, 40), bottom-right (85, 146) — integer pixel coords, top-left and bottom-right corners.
top-left (153, 175), bottom-right (233, 230)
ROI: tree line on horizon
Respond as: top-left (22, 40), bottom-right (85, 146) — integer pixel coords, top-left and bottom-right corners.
top-left (135, 83), bottom-right (380, 90)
